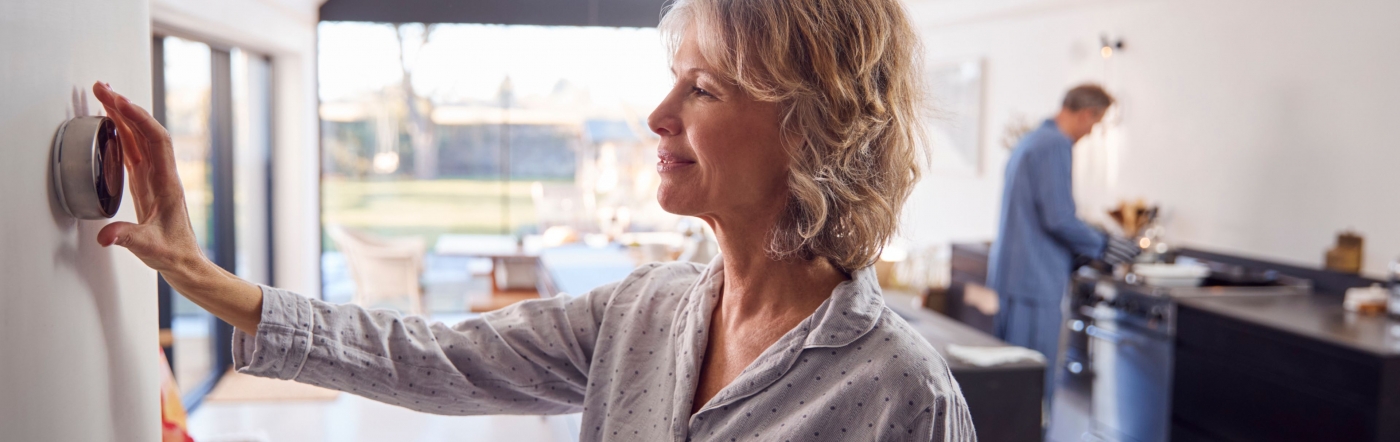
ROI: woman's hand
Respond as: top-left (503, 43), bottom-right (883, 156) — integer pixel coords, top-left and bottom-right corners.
top-left (91, 82), bottom-right (204, 274)
top-left (91, 81), bottom-right (264, 334)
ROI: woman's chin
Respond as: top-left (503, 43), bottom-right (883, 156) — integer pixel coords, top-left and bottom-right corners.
top-left (656, 186), bottom-right (700, 216)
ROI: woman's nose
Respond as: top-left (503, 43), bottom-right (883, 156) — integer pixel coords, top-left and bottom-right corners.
top-left (647, 97), bottom-right (680, 137)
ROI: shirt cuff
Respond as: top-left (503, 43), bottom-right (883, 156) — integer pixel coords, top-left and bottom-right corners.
top-left (231, 285), bottom-right (316, 380)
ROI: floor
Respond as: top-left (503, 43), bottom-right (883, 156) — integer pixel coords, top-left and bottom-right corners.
top-left (186, 253), bottom-right (573, 442)
top-left (188, 394), bottom-right (581, 442)
top-left (173, 315), bottom-right (212, 395)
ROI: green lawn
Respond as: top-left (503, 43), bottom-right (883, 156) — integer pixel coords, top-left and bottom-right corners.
top-left (322, 177), bottom-right (562, 251)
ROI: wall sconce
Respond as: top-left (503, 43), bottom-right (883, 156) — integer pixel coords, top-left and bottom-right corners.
top-left (1100, 35), bottom-right (1125, 58)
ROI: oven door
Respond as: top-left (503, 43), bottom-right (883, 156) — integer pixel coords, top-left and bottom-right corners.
top-left (1048, 314), bottom-right (1096, 442)
top-left (1085, 317), bottom-right (1173, 442)
top-left (1048, 279), bottom-right (1100, 442)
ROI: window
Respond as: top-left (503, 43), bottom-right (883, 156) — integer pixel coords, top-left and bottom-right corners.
top-left (155, 34), bottom-right (274, 410)
top-left (318, 23), bottom-right (676, 305)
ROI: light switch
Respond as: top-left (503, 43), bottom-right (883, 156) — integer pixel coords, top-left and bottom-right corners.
top-left (53, 116), bottom-right (124, 219)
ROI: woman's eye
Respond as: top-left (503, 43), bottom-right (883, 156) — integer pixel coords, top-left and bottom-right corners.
top-left (691, 87), bottom-right (713, 98)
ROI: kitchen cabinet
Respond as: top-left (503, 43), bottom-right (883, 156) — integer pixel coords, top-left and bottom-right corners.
top-left (1174, 295), bottom-right (1400, 441)
top-left (1169, 251), bottom-right (1400, 442)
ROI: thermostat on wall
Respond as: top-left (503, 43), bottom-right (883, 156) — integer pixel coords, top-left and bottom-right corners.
top-left (53, 116), bottom-right (124, 219)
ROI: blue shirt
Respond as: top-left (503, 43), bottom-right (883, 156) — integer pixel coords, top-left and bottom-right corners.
top-left (987, 119), bottom-right (1106, 302)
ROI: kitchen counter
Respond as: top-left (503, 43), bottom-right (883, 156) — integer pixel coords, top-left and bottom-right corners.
top-left (1178, 292), bottom-right (1400, 357)
top-left (884, 290), bottom-right (1044, 442)
top-left (1173, 291), bottom-right (1400, 441)
top-left (1046, 247), bottom-right (1400, 442)
top-left (885, 290), bottom-right (1043, 371)
top-left (1161, 249), bottom-right (1400, 441)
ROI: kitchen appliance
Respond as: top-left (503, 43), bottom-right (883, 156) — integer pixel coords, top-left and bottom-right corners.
top-left (1049, 257), bottom-right (1311, 442)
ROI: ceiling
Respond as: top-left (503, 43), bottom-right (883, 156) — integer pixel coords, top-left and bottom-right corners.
top-left (319, 0), bottom-right (670, 27)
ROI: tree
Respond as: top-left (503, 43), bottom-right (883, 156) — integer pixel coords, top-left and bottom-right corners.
top-left (395, 23), bottom-right (439, 179)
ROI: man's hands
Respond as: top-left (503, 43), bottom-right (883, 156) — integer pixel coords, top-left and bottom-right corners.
top-left (1102, 235), bottom-right (1142, 266)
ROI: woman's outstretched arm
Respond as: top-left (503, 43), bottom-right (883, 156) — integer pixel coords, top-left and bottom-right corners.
top-left (234, 283), bottom-right (613, 415)
top-left (91, 81), bottom-right (263, 334)
top-left (91, 81), bottom-right (619, 415)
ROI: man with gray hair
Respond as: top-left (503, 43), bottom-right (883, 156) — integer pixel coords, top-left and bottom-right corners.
top-left (987, 83), bottom-right (1139, 409)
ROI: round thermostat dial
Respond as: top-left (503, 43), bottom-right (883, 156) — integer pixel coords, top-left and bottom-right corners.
top-left (53, 116), bottom-right (124, 219)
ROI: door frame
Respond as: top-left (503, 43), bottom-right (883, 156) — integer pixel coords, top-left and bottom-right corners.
top-left (152, 33), bottom-right (276, 411)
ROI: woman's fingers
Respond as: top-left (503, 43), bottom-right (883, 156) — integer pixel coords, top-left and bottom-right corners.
top-left (92, 82), bottom-right (142, 156)
top-left (92, 83), bottom-right (178, 179)
top-left (92, 82), bottom-right (155, 221)
top-left (93, 83), bottom-right (163, 144)
top-left (97, 221), bottom-right (174, 270)
top-left (97, 221), bottom-right (144, 248)
top-left (92, 81), bottom-right (184, 206)
top-left (90, 81), bottom-right (206, 275)
top-left (93, 82), bottom-right (147, 166)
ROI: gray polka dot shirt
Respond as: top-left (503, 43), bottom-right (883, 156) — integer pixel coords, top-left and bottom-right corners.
top-left (233, 256), bottom-right (976, 441)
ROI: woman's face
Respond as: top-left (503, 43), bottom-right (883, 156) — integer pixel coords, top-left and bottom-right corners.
top-left (647, 30), bottom-right (790, 224)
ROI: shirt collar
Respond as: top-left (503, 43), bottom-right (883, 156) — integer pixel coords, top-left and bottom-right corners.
top-left (678, 255), bottom-right (887, 420)
top-left (1043, 118), bottom-right (1073, 146)
top-left (798, 265), bottom-right (885, 348)
top-left (688, 255), bottom-right (885, 349)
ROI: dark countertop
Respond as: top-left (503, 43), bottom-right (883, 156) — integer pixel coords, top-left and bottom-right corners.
top-left (885, 290), bottom-right (1044, 372)
top-left (1178, 293), bottom-right (1400, 358)
top-left (885, 290), bottom-right (1043, 442)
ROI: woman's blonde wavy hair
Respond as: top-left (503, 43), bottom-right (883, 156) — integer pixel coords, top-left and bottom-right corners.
top-left (659, 0), bottom-right (926, 272)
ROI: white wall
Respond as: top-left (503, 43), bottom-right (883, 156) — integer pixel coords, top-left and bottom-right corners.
top-left (0, 1), bottom-right (159, 440)
top-left (153, 0), bottom-right (325, 295)
top-left (902, 0), bottom-right (1400, 277)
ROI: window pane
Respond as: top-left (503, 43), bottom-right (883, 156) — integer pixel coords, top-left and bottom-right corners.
top-left (232, 49), bottom-right (273, 285)
top-left (318, 23), bottom-right (677, 308)
top-left (163, 36), bottom-right (215, 395)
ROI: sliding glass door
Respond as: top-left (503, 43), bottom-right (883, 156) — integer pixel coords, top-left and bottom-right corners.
top-left (154, 34), bottom-right (274, 410)
top-left (316, 23), bottom-right (676, 307)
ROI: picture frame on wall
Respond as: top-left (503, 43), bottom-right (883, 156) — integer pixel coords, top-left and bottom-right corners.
top-left (925, 58), bottom-right (985, 176)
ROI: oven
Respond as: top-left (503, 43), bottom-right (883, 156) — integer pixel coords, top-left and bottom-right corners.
top-left (1053, 273), bottom-right (1173, 442)
top-left (1083, 305), bottom-right (1173, 442)
top-left (1049, 262), bottom-right (1310, 442)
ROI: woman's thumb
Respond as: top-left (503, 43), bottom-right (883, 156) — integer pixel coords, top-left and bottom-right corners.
top-left (97, 221), bottom-right (143, 248)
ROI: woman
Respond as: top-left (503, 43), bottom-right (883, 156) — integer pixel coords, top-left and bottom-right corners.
top-left (94, 0), bottom-right (974, 439)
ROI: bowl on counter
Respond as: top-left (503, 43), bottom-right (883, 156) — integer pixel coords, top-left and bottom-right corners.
top-left (1131, 262), bottom-right (1211, 287)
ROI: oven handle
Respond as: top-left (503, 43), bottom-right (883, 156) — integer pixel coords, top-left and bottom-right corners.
top-left (1084, 325), bottom-right (1132, 346)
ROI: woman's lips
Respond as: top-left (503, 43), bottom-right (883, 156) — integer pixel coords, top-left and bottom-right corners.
top-left (657, 151), bottom-right (696, 173)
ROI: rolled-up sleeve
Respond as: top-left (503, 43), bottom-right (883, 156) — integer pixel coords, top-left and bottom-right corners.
top-left (231, 285), bottom-right (318, 380)
top-left (232, 282), bottom-right (616, 415)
